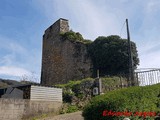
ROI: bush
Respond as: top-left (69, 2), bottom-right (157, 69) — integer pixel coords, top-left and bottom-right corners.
top-left (60, 31), bottom-right (92, 45)
top-left (55, 80), bottom-right (81, 103)
top-left (82, 83), bottom-right (160, 120)
top-left (61, 31), bottom-right (82, 42)
top-left (55, 78), bottom-right (94, 103)
top-left (101, 76), bottom-right (128, 92)
top-left (63, 90), bottom-right (75, 103)
top-left (66, 105), bottom-right (79, 113)
top-left (55, 77), bottom-right (128, 104)
top-left (60, 103), bottom-right (79, 114)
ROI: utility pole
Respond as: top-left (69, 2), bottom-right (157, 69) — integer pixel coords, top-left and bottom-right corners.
top-left (97, 69), bottom-right (100, 78)
top-left (126, 19), bottom-right (135, 86)
top-left (97, 70), bottom-right (102, 94)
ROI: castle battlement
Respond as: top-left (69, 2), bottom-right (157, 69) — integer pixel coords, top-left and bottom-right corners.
top-left (44, 18), bottom-right (69, 40)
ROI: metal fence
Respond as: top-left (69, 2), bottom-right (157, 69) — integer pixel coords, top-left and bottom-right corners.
top-left (101, 68), bottom-right (160, 92)
top-left (135, 68), bottom-right (160, 86)
top-left (30, 85), bottom-right (62, 102)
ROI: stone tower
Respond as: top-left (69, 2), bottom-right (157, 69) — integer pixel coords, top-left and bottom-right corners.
top-left (41, 18), bottom-right (92, 85)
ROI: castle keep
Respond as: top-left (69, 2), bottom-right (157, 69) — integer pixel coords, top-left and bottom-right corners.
top-left (41, 18), bottom-right (92, 85)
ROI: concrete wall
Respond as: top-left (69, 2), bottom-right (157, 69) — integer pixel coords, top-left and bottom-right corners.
top-left (0, 98), bottom-right (62, 120)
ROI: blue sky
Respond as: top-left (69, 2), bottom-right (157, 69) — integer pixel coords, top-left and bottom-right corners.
top-left (0, 0), bottom-right (160, 82)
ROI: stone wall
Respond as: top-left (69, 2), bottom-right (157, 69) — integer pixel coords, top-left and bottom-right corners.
top-left (41, 18), bottom-right (93, 85)
top-left (0, 98), bottom-right (62, 120)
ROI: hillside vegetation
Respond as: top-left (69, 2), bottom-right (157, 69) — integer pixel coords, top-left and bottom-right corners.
top-left (55, 77), bottom-right (128, 114)
top-left (0, 78), bottom-right (22, 88)
top-left (82, 83), bottom-right (160, 120)
top-left (0, 78), bottom-right (39, 88)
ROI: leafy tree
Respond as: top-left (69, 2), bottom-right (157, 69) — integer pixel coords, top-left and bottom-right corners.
top-left (88, 35), bottom-right (139, 77)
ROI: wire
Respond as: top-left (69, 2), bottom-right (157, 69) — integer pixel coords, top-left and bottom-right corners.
top-left (119, 20), bottom-right (126, 38)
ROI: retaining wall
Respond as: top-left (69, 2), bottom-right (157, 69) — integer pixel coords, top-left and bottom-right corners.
top-left (0, 98), bottom-right (62, 120)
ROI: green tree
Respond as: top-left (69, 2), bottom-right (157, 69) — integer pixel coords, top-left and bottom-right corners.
top-left (88, 35), bottom-right (139, 77)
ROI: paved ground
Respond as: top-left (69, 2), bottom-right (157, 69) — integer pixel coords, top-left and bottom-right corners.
top-left (39, 111), bottom-right (84, 120)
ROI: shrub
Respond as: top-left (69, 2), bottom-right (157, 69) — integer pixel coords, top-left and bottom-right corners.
top-left (101, 76), bottom-right (128, 92)
top-left (60, 31), bottom-right (92, 45)
top-left (63, 90), bottom-right (75, 103)
top-left (55, 78), bottom-right (94, 103)
top-left (55, 80), bottom-right (81, 103)
top-left (66, 105), bottom-right (79, 113)
top-left (55, 78), bottom-right (95, 111)
top-left (55, 77), bottom-right (128, 104)
top-left (83, 83), bottom-right (160, 120)
top-left (60, 31), bottom-right (83, 42)
top-left (60, 103), bottom-right (79, 114)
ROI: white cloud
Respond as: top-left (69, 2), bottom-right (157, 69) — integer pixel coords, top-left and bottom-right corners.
top-left (0, 35), bottom-right (40, 81)
top-left (0, 66), bottom-right (31, 77)
top-left (36, 0), bottom-right (126, 40)
top-left (9, 42), bottom-right (26, 54)
top-left (0, 35), bottom-right (26, 54)
top-left (0, 35), bottom-right (28, 67)
top-left (35, 0), bottom-right (160, 69)
top-left (0, 54), bottom-right (15, 65)
top-left (139, 50), bottom-right (160, 68)
top-left (146, 0), bottom-right (160, 13)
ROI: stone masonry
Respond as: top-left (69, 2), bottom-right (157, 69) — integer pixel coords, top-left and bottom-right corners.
top-left (41, 18), bottom-right (93, 85)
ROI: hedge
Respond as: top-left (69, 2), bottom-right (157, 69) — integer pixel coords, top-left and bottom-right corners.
top-left (82, 83), bottom-right (160, 120)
